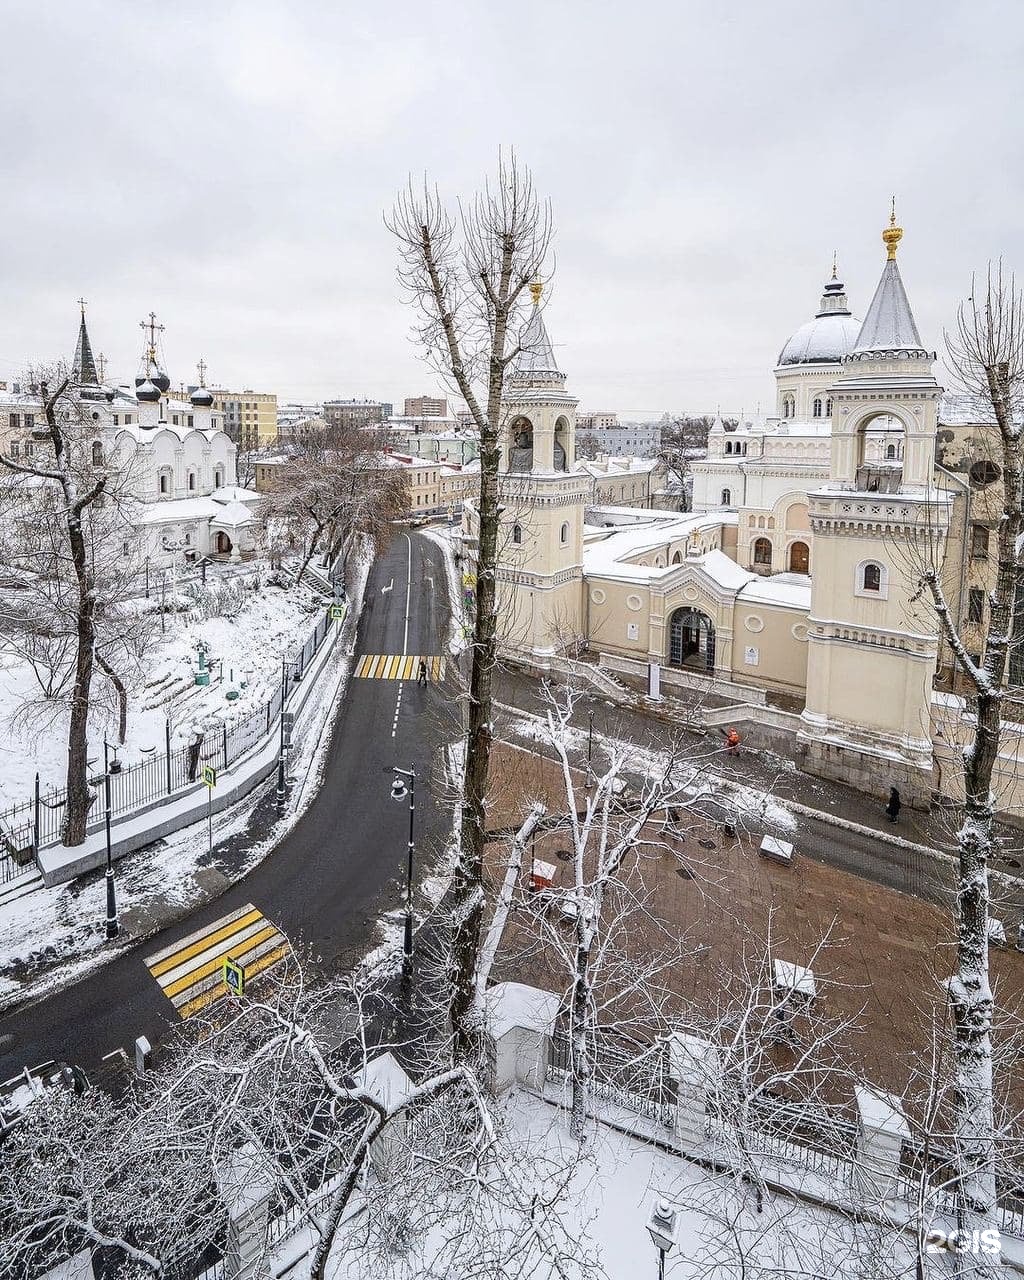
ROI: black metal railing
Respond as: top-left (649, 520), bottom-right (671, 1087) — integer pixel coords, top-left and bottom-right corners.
top-left (0, 610), bottom-right (337, 881)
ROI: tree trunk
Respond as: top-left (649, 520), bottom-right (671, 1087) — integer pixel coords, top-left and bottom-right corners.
top-left (449, 300), bottom-right (512, 1062)
top-left (95, 650), bottom-right (128, 745)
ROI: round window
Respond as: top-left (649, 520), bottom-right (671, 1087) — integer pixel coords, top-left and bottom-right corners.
top-left (970, 460), bottom-right (1001, 487)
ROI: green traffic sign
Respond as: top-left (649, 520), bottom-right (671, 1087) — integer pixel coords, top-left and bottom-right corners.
top-left (202, 765), bottom-right (217, 788)
top-left (330, 603), bottom-right (345, 620)
top-left (223, 956), bottom-right (245, 996)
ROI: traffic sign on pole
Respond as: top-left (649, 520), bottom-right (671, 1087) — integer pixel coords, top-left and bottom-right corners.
top-left (201, 764), bottom-right (217, 788)
top-left (223, 956), bottom-right (245, 997)
top-left (330, 603), bottom-right (345, 620)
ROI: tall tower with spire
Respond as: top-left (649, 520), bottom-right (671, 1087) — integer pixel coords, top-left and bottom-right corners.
top-left (493, 283), bottom-right (590, 656)
top-left (798, 208), bottom-right (952, 805)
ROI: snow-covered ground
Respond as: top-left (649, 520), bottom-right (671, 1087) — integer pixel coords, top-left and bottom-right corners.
top-left (267, 1089), bottom-right (897, 1279)
top-left (0, 551), bottom-right (373, 1012)
top-left (0, 572), bottom-right (327, 805)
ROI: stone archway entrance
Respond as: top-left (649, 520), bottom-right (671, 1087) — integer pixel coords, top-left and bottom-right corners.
top-left (789, 541), bottom-right (810, 574)
top-left (215, 532), bottom-right (232, 555)
top-left (668, 607), bottom-right (715, 672)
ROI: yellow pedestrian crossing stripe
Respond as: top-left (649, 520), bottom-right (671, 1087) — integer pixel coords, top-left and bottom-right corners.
top-left (354, 654), bottom-right (446, 680)
top-left (144, 903), bottom-right (290, 1019)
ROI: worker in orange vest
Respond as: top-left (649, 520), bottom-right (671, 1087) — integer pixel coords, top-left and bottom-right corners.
top-left (724, 727), bottom-right (741, 756)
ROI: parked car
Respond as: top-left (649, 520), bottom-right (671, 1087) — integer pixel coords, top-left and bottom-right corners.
top-left (0, 1060), bottom-right (88, 1140)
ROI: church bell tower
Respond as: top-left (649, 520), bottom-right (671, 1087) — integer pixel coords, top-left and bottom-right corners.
top-left (798, 210), bottom-right (951, 805)
top-left (495, 283), bottom-right (590, 656)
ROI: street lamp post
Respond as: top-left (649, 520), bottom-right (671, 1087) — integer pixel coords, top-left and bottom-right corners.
top-left (388, 766), bottom-right (416, 978)
top-left (588, 709), bottom-right (595, 767)
top-left (102, 738), bottom-right (119, 939)
top-left (646, 1197), bottom-right (680, 1279)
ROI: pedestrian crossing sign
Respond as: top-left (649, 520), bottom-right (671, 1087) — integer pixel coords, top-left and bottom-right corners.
top-left (330, 603), bottom-right (345, 620)
top-left (201, 764), bottom-right (217, 787)
top-left (223, 956), bottom-right (245, 996)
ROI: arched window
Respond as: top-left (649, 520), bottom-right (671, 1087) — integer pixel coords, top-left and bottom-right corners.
top-left (187, 471), bottom-right (196, 491)
top-left (672, 550), bottom-right (682, 564)
top-left (725, 441), bottom-right (732, 454)
top-left (813, 398), bottom-right (823, 418)
top-left (825, 398), bottom-right (833, 416)
top-left (753, 537), bottom-right (772, 567)
top-left (512, 524), bottom-right (522, 545)
top-left (741, 442), bottom-right (748, 455)
top-left (214, 466), bottom-right (224, 488)
top-left (782, 395), bottom-right (795, 419)
top-left (886, 444), bottom-right (896, 460)
top-left (91, 441), bottom-right (103, 466)
top-left (158, 471), bottom-right (170, 495)
top-left (559, 522), bottom-right (569, 545)
top-left (856, 560), bottom-right (888, 598)
top-left (721, 488), bottom-right (731, 506)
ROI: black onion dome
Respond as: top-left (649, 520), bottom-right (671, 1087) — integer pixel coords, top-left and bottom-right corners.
top-left (136, 378), bottom-right (161, 404)
top-left (151, 368), bottom-right (171, 394)
top-left (190, 385), bottom-right (214, 407)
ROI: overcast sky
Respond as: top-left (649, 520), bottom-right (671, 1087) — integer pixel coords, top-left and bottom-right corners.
top-left (2, 0), bottom-right (1021, 417)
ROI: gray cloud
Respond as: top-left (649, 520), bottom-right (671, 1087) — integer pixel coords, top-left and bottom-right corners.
top-left (2, 0), bottom-right (1021, 416)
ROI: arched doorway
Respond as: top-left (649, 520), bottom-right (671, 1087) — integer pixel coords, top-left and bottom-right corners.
top-left (668, 608), bottom-right (715, 672)
top-left (215, 532), bottom-right (232, 555)
top-left (789, 541), bottom-right (809, 574)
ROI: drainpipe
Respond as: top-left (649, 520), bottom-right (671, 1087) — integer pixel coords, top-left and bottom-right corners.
top-left (935, 463), bottom-right (971, 640)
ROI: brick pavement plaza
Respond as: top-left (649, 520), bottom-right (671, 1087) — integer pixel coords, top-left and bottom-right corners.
top-left (483, 740), bottom-right (1024, 1106)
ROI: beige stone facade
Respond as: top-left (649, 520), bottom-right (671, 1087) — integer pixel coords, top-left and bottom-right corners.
top-left (474, 224), bottom-right (1024, 816)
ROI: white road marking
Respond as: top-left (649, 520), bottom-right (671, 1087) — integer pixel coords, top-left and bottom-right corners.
top-left (381, 579), bottom-right (393, 595)
top-left (402, 533), bottom-right (412, 655)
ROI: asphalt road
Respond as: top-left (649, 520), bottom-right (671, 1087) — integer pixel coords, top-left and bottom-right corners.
top-left (0, 532), bottom-right (458, 1079)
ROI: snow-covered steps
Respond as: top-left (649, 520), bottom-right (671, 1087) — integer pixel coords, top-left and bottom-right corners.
top-left (0, 870), bottom-right (44, 908)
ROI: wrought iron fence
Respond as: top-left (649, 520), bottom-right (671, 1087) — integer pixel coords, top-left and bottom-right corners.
top-left (547, 1029), bottom-right (677, 1128)
top-left (0, 610), bottom-right (336, 884)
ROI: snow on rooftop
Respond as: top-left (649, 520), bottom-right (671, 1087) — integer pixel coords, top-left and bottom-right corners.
top-left (138, 497), bottom-right (222, 524)
top-left (484, 982), bottom-right (560, 1040)
top-left (737, 572), bottom-right (812, 610)
top-left (354, 1052), bottom-right (414, 1111)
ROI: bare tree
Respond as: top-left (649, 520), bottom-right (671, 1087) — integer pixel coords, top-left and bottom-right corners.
top-left (917, 263), bottom-right (1024, 1252)
top-left (387, 153), bottom-right (553, 1060)
top-left (658, 415), bottom-right (716, 510)
top-left (0, 376), bottom-right (143, 843)
top-left (0, 964), bottom-right (593, 1280)
top-left (265, 423), bottom-right (408, 586)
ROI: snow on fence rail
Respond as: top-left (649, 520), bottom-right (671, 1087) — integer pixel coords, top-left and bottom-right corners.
top-left (0, 610), bottom-right (334, 881)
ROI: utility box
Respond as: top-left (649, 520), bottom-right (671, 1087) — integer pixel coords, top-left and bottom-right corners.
top-left (530, 859), bottom-right (558, 891)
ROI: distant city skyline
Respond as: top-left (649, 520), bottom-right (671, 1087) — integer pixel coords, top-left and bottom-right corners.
top-left (2, 2), bottom-right (1020, 416)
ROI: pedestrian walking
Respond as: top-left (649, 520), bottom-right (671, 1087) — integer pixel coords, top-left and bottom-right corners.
top-left (724, 727), bottom-right (741, 756)
top-left (885, 786), bottom-right (902, 824)
top-left (417, 658), bottom-right (428, 687)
